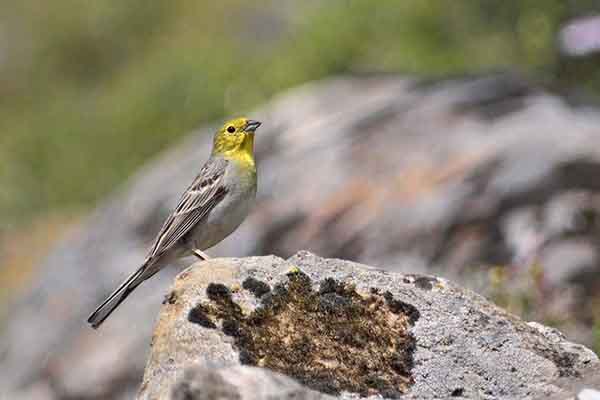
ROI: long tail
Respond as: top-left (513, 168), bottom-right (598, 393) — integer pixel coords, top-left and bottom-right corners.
top-left (87, 260), bottom-right (153, 329)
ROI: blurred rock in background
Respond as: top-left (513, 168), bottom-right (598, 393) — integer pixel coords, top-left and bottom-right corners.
top-left (3, 74), bottom-right (600, 399)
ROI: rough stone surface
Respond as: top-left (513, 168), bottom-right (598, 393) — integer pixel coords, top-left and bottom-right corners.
top-left (138, 252), bottom-right (598, 400)
top-left (169, 365), bottom-right (331, 400)
top-left (544, 366), bottom-right (600, 400)
top-left (3, 75), bottom-right (600, 399)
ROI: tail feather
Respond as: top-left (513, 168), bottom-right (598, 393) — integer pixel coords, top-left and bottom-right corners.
top-left (87, 262), bottom-right (151, 329)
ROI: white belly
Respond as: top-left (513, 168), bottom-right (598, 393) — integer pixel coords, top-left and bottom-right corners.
top-left (185, 174), bottom-right (256, 251)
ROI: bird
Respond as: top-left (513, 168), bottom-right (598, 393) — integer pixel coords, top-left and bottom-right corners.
top-left (87, 117), bottom-right (261, 328)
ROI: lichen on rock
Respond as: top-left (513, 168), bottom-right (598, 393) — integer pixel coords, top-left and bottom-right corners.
top-left (187, 268), bottom-right (418, 398)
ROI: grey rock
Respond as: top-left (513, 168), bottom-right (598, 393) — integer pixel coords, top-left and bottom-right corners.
top-left (540, 240), bottom-right (597, 287)
top-left (169, 365), bottom-right (331, 400)
top-left (138, 252), bottom-right (598, 400)
top-left (543, 366), bottom-right (600, 400)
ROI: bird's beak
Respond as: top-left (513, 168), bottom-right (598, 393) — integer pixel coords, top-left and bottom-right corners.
top-left (245, 120), bottom-right (262, 133)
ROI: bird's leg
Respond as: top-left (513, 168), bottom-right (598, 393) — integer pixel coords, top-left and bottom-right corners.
top-left (193, 249), bottom-right (211, 260)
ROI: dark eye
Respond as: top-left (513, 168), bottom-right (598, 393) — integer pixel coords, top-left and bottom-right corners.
top-left (227, 126), bottom-right (235, 133)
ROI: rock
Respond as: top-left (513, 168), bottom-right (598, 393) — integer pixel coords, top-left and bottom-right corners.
top-left (138, 252), bottom-right (598, 399)
top-left (543, 366), bottom-right (600, 400)
top-left (4, 74), bottom-right (600, 399)
top-left (169, 365), bottom-right (331, 400)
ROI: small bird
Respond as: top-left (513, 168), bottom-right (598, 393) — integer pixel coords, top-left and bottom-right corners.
top-left (87, 117), bottom-right (261, 328)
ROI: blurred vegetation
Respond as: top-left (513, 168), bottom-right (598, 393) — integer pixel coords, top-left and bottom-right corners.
top-left (1, 0), bottom-right (600, 226)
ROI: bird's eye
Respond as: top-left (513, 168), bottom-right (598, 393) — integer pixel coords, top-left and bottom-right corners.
top-left (227, 126), bottom-right (235, 133)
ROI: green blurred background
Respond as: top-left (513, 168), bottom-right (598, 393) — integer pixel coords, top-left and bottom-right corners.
top-left (3, 0), bottom-right (600, 225)
top-left (2, 0), bottom-right (600, 351)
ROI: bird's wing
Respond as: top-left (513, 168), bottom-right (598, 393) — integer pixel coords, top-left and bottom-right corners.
top-left (147, 157), bottom-right (229, 260)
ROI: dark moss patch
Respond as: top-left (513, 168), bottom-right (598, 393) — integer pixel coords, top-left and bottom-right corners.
top-left (194, 270), bottom-right (419, 397)
top-left (222, 319), bottom-right (241, 337)
top-left (529, 337), bottom-right (580, 377)
top-left (319, 277), bottom-right (341, 294)
top-left (239, 349), bottom-right (256, 365)
top-left (272, 283), bottom-right (289, 297)
top-left (318, 292), bottom-right (353, 315)
top-left (188, 304), bottom-right (216, 328)
top-left (207, 283), bottom-right (231, 302)
top-left (242, 277), bottom-right (271, 298)
top-left (549, 350), bottom-right (580, 377)
top-left (163, 290), bottom-right (178, 305)
top-left (383, 291), bottom-right (420, 324)
top-left (413, 276), bottom-right (438, 291)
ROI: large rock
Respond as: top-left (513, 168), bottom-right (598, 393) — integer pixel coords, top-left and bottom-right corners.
top-left (138, 252), bottom-right (598, 399)
top-left (3, 74), bottom-right (600, 399)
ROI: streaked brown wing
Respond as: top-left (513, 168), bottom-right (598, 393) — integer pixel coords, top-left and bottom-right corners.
top-left (147, 157), bottom-right (229, 260)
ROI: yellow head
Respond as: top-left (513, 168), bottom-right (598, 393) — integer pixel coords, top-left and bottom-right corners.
top-left (212, 117), bottom-right (261, 157)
